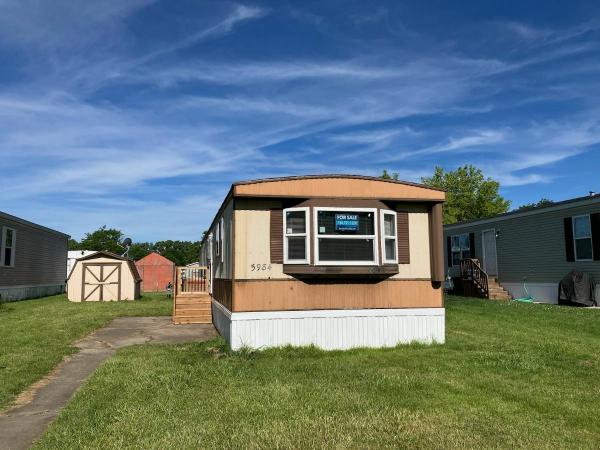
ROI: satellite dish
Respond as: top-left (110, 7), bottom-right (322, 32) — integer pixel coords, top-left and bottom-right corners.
top-left (120, 237), bottom-right (132, 257)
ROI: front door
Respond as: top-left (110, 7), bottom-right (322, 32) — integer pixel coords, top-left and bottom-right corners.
top-left (482, 230), bottom-right (498, 277)
top-left (82, 263), bottom-right (121, 301)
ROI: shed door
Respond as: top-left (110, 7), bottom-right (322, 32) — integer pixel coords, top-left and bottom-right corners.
top-left (82, 263), bottom-right (121, 301)
top-left (482, 230), bottom-right (498, 277)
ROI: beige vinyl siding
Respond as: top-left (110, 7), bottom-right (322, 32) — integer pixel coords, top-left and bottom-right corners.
top-left (234, 198), bottom-right (291, 280)
top-left (444, 200), bottom-right (600, 283)
top-left (0, 216), bottom-right (67, 288)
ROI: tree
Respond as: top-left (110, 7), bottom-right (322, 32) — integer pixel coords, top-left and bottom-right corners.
top-left (154, 240), bottom-right (200, 266)
top-left (421, 165), bottom-right (510, 224)
top-left (380, 169), bottom-right (399, 180)
top-left (128, 242), bottom-right (154, 261)
top-left (77, 226), bottom-right (124, 254)
top-left (516, 198), bottom-right (554, 212)
top-left (68, 238), bottom-right (80, 251)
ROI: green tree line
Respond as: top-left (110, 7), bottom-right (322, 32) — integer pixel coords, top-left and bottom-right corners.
top-left (69, 226), bottom-right (200, 266)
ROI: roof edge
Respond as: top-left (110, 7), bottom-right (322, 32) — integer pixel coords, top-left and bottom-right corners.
top-left (0, 211), bottom-right (70, 238)
top-left (232, 174), bottom-right (446, 192)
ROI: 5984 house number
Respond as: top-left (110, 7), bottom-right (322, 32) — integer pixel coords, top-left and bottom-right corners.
top-left (250, 263), bottom-right (271, 271)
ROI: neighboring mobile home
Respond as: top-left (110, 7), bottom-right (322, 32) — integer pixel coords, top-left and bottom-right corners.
top-left (67, 250), bottom-right (97, 276)
top-left (0, 211), bottom-right (68, 302)
top-left (199, 175), bottom-right (446, 350)
top-left (444, 193), bottom-right (600, 304)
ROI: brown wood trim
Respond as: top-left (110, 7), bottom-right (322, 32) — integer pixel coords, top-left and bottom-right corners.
top-left (269, 208), bottom-right (283, 264)
top-left (232, 206), bottom-right (236, 310)
top-left (212, 278), bottom-right (233, 311)
top-left (235, 194), bottom-right (444, 202)
top-left (292, 198), bottom-right (393, 209)
top-left (283, 264), bottom-right (398, 277)
top-left (234, 277), bottom-right (432, 282)
top-left (396, 211), bottom-right (410, 264)
top-left (232, 279), bottom-right (443, 312)
top-left (429, 203), bottom-right (445, 283)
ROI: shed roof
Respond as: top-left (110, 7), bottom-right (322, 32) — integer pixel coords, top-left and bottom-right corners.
top-left (70, 251), bottom-right (142, 281)
top-left (135, 252), bottom-right (175, 266)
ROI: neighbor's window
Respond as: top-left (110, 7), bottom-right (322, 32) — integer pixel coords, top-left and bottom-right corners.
top-left (573, 215), bottom-right (593, 261)
top-left (220, 217), bottom-right (224, 263)
top-left (380, 210), bottom-right (398, 263)
top-left (1, 227), bottom-right (16, 267)
top-left (315, 208), bottom-right (377, 265)
top-left (284, 207), bottom-right (310, 263)
top-left (451, 233), bottom-right (470, 266)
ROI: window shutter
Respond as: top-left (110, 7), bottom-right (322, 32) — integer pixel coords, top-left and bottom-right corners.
top-left (397, 211), bottom-right (410, 264)
top-left (469, 233), bottom-right (476, 258)
top-left (591, 213), bottom-right (600, 261)
top-left (564, 217), bottom-right (575, 262)
top-left (446, 236), bottom-right (452, 267)
top-left (270, 209), bottom-right (283, 263)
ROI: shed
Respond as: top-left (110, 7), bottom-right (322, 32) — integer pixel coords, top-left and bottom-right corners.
top-left (67, 251), bottom-right (142, 302)
top-left (135, 252), bottom-right (175, 292)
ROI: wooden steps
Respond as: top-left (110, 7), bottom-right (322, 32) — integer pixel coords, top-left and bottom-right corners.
top-left (173, 293), bottom-right (212, 324)
top-left (488, 278), bottom-right (512, 300)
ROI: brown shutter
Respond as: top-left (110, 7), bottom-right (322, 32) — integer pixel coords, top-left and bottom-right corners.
top-left (446, 236), bottom-right (452, 267)
top-left (270, 209), bottom-right (283, 263)
top-left (591, 213), bottom-right (600, 261)
top-left (564, 217), bottom-right (575, 262)
top-left (397, 211), bottom-right (410, 264)
top-left (469, 233), bottom-right (476, 258)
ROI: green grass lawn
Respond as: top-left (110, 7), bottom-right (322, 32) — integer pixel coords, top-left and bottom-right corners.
top-left (33, 296), bottom-right (600, 449)
top-left (0, 292), bottom-right (171, 410)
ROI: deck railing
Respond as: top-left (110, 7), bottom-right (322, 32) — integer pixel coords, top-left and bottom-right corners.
top-left (460, 258), bottom-right (489, 299)
top-left (174, 265), bottom-right (210, 295)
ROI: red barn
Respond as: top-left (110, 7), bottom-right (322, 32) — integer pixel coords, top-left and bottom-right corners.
top-left (135, 252), bottom-right (175, 292)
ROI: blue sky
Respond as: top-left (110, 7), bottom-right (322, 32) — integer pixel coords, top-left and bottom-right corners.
top-left (1, 0), bottom-right (599, 241)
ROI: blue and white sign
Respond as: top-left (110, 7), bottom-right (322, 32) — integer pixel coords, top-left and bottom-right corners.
top-left (335, 213), bottom-right (359, 231)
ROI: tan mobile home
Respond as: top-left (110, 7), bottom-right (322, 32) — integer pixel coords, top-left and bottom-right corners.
top-left (67, 251), bottom-right (142, 302)
top-left (199, 175), bottom-right (446, 350)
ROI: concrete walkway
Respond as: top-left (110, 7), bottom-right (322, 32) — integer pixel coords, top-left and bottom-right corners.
top-left (0, 317), bottom-right (217, 450)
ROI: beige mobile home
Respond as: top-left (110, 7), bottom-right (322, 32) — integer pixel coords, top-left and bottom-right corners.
top-left (198, 175), bottom-right (446, 350)
top-left (67, 251), bottom-right (142, 302)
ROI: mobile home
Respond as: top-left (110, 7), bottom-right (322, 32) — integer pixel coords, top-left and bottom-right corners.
top-left (444, 193), bottom-right (600, 304)
top-left (0, 211), bottom-right (68, 301)
top-left (199, 175), bottom-right (446, 350)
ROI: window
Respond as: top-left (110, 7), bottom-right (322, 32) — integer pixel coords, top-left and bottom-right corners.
top-left (451, 233), bottom-right (470, 266)
top-left (283, 207), bottom-right (310, 263)
top-left (215, 222), bottom-right (220, 257)
top-left (220, 217), bottom-right (224, 263)
top-left (380, 210), bottom-right (398, 263)
top-left (1, 227), bottom-right (16, 267)
top-left (314, 208), bottom-right (378, 265)
top-left (573, 215), bottom-right (593, 261)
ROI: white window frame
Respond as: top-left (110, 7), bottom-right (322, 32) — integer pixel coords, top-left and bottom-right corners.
top-left (572, 214), bottom-right (593, 261)
top-left (450, 233), bottom-right (470, 267)
top-left (314, 207), bottom-right (378, 266)
top-left (220, 217), bottom-right (224, 263)
top-left (380, 210), bottom-right (398, 264)
top-left (1, 227), bottom-right (16, 268)
top-left (283, 207), bottom-right (310, 264)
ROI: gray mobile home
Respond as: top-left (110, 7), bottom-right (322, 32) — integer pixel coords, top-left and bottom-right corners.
top-left (0, 211), bottom-right (69, 301)
top-left (444, 194), bottom-right (600, 304)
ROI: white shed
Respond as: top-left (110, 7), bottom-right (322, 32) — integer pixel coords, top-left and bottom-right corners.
top-left (67, 251), bottom-right (142, 302)
top-left (67, 250), bottom-right (97, 276)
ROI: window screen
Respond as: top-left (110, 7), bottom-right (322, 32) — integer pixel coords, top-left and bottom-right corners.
top-left (284, 208), bottom-right (309, 263)
top-left (573, 215), bottom-right (593, 260)
top-left (318, 238), bottom-right (374, 261)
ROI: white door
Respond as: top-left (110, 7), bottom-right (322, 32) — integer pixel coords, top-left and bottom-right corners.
top-left (482, 230), bottom-right (498, 276)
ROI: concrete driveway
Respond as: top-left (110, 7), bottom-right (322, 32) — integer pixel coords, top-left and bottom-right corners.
top-left (0, 317), bottom-right (216, 450)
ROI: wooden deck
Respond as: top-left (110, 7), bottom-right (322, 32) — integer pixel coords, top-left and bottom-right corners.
top-left (173, 265), bottom-right (212, 324)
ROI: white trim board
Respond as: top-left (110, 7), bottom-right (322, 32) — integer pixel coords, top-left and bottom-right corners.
top-left (211, 299), bottom-right (445, 350)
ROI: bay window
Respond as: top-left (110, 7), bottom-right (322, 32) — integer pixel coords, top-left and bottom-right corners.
top-left (380, 210), bottom-right (398, 263)
top-left (283, 207), bottom-right (310, 263)
top-left (314, 208), bottom-right (378, 265)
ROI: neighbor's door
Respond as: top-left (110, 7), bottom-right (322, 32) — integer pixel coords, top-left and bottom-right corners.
top-left (82, 263), bottom-right (121, 301)
top-left (482, 230), bottom-right (498, 277)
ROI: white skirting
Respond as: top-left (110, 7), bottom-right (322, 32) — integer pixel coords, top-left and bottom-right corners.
top-left (211, 300), bottom-right (445, 350)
